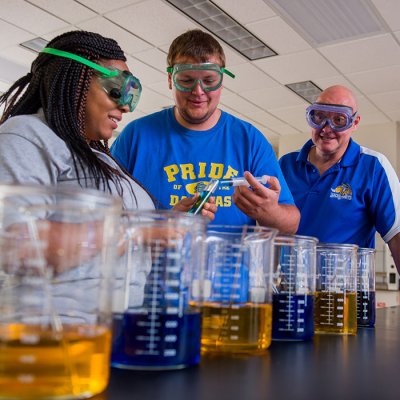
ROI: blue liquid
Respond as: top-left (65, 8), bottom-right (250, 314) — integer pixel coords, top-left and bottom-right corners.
top-left (357, 291), bottom-right (376, 328)
top-left (111, 311), bottom-right (202, 370)
top-left (272, 293), bottom-right (314, 341)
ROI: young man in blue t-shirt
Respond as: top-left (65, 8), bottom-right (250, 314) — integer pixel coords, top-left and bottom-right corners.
top-left (111, 29), bottom-right (299, 233)
top-left (279, 85), bottom-right (400, 274)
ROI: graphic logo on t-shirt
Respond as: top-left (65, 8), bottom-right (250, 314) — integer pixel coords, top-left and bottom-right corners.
top-left (330, 183), bottom-right (352, 201)
top-left (163, 162), bottom-right (239, 208)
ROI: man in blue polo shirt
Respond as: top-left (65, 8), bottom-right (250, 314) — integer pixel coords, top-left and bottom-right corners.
top-left (279, 85), bottom-right (400, 274)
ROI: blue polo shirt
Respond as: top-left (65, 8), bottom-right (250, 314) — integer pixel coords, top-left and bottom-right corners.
top-left (279, 139), bottom-right (400, 248)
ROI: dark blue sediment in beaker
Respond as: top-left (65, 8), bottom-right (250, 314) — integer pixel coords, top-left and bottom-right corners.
top-left (111, 311), bottom-right (202, 370)
top-left (272, 293), bottom-right (314, 341)
top-left (357, 291), bottom-right (376, 328)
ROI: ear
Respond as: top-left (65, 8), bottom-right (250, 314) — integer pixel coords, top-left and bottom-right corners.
top-left (168, 73), bottom-right (172, 90)
top-left (353, 114), bottom-right (361, 131)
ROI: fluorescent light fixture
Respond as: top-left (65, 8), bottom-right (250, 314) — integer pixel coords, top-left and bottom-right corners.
top-left (20, 37), bottom-right (49, 53)
top-left (165, 0), bottom-right (277, 60)
top-left (264, 0), bottom-right (386, 46)
top-left (285, 81), bottom-right (322, 104)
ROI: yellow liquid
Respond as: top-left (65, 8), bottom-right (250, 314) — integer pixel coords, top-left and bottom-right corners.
top-left (200, 303), bottom-right (272, 354)
top-left (314, 291), bottom-right (357, 335)
top-left (0, 324), bottom-right (111, 399)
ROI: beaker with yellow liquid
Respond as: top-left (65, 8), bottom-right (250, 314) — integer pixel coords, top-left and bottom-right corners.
top-left (195, 225), bottom-right (277, 354)
top-left (0, 184), bottom-right (121, 399)
top-left (314, 243), bottom-right (358, 335)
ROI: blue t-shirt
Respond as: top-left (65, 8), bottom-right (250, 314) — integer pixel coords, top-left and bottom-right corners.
top-left (279, 138), bottom-right (400, 248)
top-left (111, 107), bottom-right (294, 226)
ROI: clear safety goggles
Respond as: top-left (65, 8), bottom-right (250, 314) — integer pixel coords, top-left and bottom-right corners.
top-left (306, 103), bottom-right (358, 133)
top-left (166, 63), bottom-right (235, 92)
top-left (41, 47), bottom-right (142, 112)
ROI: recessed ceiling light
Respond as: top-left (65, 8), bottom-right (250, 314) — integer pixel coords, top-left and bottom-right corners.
top-left (264, 0), bottom-right (385, 46)
top-left (20, 37), bottom-right (49, 53)
top-left (285, 81), bottom-right (322, 103)
top-left (165, 0), bottom-right (277, 60)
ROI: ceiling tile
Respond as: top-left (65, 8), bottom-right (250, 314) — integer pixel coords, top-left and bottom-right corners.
top-left (269, 104), bottom-right (310, 132)
top-left (133, 48), bottom-right (167, 71)
top-left (371, 0), bottom-right (400, 31)
top-left (369, 90), bottom-right (400, 112)
top-left (221, 44), bottom-right (248, 67)
top-left (105, 0), bottom-right (198, 47)
top-left (224, 62), bottom-right (278, 93)
top-left (147, 81), bottom-right (172, 99)
top-left (78, 17), bottom-right (152, 54)
top-left (319, 34), bottom-right (400, 74)
top-left (0, 55), bottom-right (29, 83)
top-left (125, 55), bottom-right (165, 85)
top-left (346, 65), bottom-right (400, 94)
top-left (77, 0), bottom-right (142, 14)
top-left (0, 0), bottom-right (69, 35)
top-left (242, 85), bottom-right (305, 109)
top-left (0, 20), bottom-right (33, 49)
top-left (136, 88), bottom-right (171, 113)
top-left (1, 45), bottom-right (36, 70)
top-left (246, 16), bottom-right (311, 55)
top-left (313, 75), bottom-right (359, 93)
top-left (28, 0), bottom-right (97, 24)
top-left (254, 50), bottom-right (338, 84)
top-left (220, 92), bottom-right (262, 114)
top-left (270, 124), bottom-right (302, 136)
top-left (242, 110), bottom-right (285, 128)
top-left (212, 0), bottom-right (276, 24)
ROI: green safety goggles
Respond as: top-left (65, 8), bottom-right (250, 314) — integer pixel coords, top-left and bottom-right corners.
top-left (41, 47), bottom-right (142, 112)
top-left (166, 63), bottom-right (235, 92)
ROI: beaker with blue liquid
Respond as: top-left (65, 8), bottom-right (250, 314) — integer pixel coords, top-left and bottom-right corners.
top-left (111, 210), bottom-right (208, 370)
top-left (272, 235), bottom-right (318, 341)
top-left (196, 225), bottom-right (277, 354)
top-left (357, 248), bottom-right (376, 328)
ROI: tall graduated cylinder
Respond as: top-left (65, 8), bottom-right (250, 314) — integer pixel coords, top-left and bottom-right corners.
top-left (315, 243), bottom-right (358, 335)
top-left (0, 184), bottom-right (121, 399)
top-left (272, 235), bottom-right (318, 341)
top-left (357, 248), bottom-right (376, 328)
top-left (197, 225), bottom-right (277, 354)
top-left (111, 210), bottom-right (208, 370)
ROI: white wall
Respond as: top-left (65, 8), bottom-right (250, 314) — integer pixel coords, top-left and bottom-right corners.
top-left (278, 121), bottom-right (400, 175)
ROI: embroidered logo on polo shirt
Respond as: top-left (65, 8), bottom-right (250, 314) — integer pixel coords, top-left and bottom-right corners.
top-left (330, 183), bottom-right (352, 201)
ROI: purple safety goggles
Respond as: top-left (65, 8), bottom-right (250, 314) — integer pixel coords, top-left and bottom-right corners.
top-left (306, 103), bottom-right (358, 133)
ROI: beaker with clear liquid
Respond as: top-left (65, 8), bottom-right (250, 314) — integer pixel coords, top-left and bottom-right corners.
top-left (357, 248), bottom-right (376, 328)
top-left (111, 210), bottom-right (208, 370)
top-left (197, 225), bottom-right (277, 354)
top-left (315, 243), bottom-right (358, 335)
top-left (272, 234), bottom-right (318, 341)
top-left (0, 183), bottom-right (121, 399)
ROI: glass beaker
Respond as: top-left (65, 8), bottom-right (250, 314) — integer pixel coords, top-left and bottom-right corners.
top-left (198, 225), bottom-right (277, 354)
top-left (111, 210), bottom-right (208, 370)
top-left (0, 183), bottom-right (121, 399)
top-left (315, 243), bottom-right (358, 335)
top-left (272, 234), bottom-right (318, 341)
top-left (357, 248), bottom-right (376, 328)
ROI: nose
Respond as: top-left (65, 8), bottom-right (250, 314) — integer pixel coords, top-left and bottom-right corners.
top-left (119, 103), bottom-right (130, 113)
top-left (191, 80), bottom-right (205, 95)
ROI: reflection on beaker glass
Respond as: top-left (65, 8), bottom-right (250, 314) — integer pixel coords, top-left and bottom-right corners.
top-left (357, 248), bottom-right (376, 328)
top-left (0, 184), bottom-right (121, 399)
top-left (314, 243), bottom-right (358, 335)
top-left (272, 234), bottom-right (318, 341)
top-left (197, 225), bottom-right (277, 354)
top-left (111, 210), bottom-right (208, 370)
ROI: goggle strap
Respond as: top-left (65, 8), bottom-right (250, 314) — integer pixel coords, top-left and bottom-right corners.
top-left (41, 48), bottom-right (119, 78)
top-left (221, 67), bottom-right (235, 79)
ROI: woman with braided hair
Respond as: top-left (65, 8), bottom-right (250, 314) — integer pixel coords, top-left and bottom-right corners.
top-left (0, 30), bottom-right (216, 219)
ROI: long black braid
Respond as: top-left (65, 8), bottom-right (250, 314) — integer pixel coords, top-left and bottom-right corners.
top-left (0, 30), bottom-right (149, 201)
